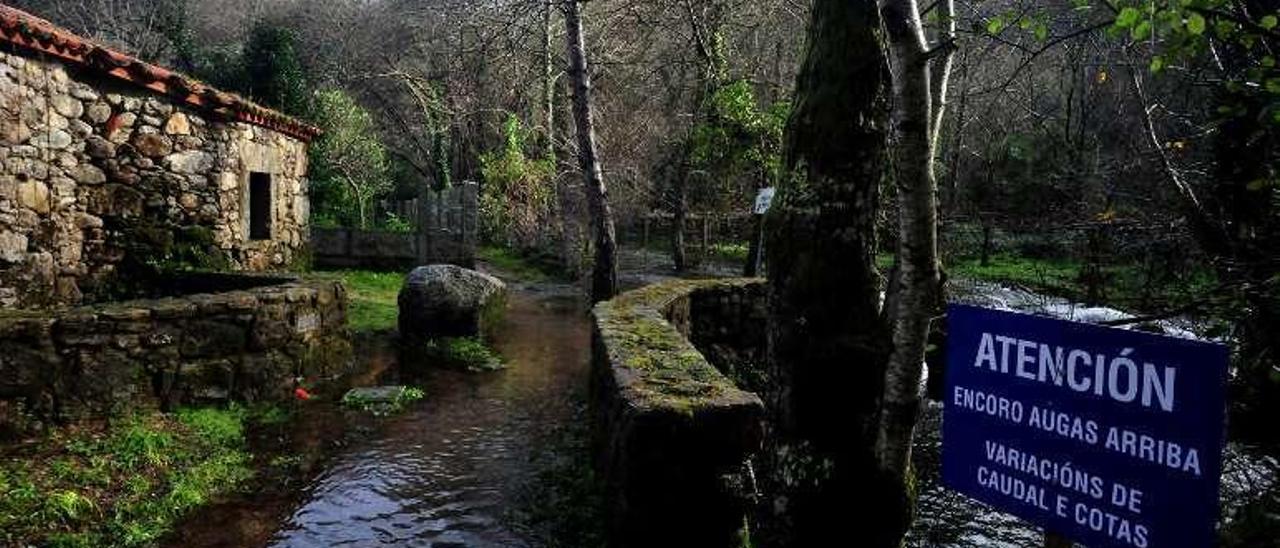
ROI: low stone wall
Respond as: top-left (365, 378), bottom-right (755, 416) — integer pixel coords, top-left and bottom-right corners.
top-left (0, 275), bottom-right (351, 435)
top-left (590, 278), bottom-right (767, 547)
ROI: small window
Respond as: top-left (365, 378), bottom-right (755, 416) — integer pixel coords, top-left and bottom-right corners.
top-left (249, 172), bottom-right (272, 240)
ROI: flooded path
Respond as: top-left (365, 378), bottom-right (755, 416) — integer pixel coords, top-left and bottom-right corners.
top-left (172, 276), bottom-right (592, 547)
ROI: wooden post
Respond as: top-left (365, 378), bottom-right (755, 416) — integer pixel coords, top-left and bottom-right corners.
top-left (1044, 532), bottom-right (1072, 548)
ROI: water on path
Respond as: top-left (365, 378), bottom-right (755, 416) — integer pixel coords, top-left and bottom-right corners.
top-left (174, 279), bottom-right (591, 548)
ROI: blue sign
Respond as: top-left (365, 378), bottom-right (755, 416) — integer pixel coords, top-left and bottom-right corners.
top-left (942, 304), bottom-right (1228, 548)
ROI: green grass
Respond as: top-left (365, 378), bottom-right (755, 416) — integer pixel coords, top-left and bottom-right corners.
top-left (315, 270), bottom-right (404, 333)
top-left (425, 337), bottom-right (505, 372)
top-left (477, 246), bottom-right (557, 282)
top-left (709, 242), bottom-right (750, 263)
top-left (0, 407), bottom-right (259, 547)
top-left (948, 254), bottom-right (1079, 291)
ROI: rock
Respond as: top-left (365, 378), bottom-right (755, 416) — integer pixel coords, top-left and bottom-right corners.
top-left (341, 386), bottom-right (425, 415)
top-left (85, 102), bottom-right (112, 124)
top-left (51, 94), bottom-right (83, 119)
top-left (69, 83), bottom-right (98, 102)
top-left (398, 265), bottom-right (507, 340)
top-left (68, 119), bottom-right (93, 139)
top-left (17, 181), bottom-right (49, 214)
top-left (163, 150), bottom-right (212, 174)
top-left (33, 130), bottom-right (72, 149)
top-left (164, 112), bottom-right (190, 135)
top-left (47, 113), bottom-right (69, 131)
top-left (2, 117), bottom-right (31, 145)
top-left (85, 135), bottom-right (115, 159)
top-left (115, 111), bottom-right (137, 128)
top-left (132, 133), bottom-right (171, 157)
top-left (75, 213), bottom-right (103, 229)
top-left (0, 231), bottom-right (28, 262)
top-left (70, 164), bottom-right (106, 185)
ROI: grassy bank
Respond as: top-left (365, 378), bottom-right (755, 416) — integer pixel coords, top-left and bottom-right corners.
top-left (329, 270), bottom-right (404, 333)
top-left (317, 248), bottom-right (560, 334)
top-left (0, 407), bottom-right (260, 547)
top-left (873, 252), bottom-right (1217, 313)
top-left (477, 246), bottom-right (560, 282)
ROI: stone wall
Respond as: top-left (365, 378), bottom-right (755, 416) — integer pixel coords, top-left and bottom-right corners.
top-left (0, 275), bottom-right (351, 436)
top-left (0, 47), bottom-right (311, 309)
top-left (680, 280), bottom-right (770, 394)
top-left (313, 182), bottom-right (479, 269)
top-left (590, 278), bottom-right (767, 548)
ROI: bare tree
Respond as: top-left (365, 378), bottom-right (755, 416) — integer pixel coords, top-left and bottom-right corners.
top-left (874, 0), bottom-right (953, 483)
top-left (563, 0), bottom-right (618, 302)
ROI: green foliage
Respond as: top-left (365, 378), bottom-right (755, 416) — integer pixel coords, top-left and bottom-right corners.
top-left (686, 80), bottom-right (789, 211)
top-left (1106, 1), bottom-right (1280, 96)
top-left (980, 11), bottom-right (1051, 43)
top-left (0, 409), bottom-right (253, 547)
top-left (242, 23), bottom-right (310, 116)
top-left (310, 88), bottom-right (393, 229)
top-left (479, 115), bottom-right (556, 247)
top-left (341, 386), bottom-right (426, 416)
top-left (380, 213), bottom-right (416, 234)
top-left (425, 337), bottom-right (505, 372)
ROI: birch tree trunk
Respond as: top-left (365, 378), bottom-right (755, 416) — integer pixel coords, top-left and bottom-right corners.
top-left (875, 0), bottom-right (950, 491)
top-left (563, 0), bottom-right (618, 303)
top-left (762, 0), bottom-right (893, 543)
top-left (543, 0), bottom-right (557, 164)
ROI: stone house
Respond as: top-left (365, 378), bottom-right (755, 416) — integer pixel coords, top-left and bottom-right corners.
top-left (0, 5), bottom-right (319, 309)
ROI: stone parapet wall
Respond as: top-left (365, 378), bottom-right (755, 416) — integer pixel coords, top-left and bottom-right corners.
top-left (0, 275), bottom-right (351, 435)
top-left (0, 48), bottom-right (310, 308)
top-left (590, 278), bottom-right (767, 548)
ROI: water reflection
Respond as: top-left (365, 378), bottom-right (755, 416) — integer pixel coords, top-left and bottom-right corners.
top-left (266, 283), bottom-right (589, 547)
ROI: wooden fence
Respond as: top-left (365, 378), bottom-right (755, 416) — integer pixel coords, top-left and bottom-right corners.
top-left (312, 182), bottom-right (478, 269)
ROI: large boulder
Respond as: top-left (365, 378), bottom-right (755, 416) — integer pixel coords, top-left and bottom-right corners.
top-left (398, 265), bottom-right (506, 341)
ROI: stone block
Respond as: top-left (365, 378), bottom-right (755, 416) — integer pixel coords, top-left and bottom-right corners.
top-left (590, 279), bottom-right (766, 548)
top-left (16, 181), bottom-right (49, 214)
top-left (164, 112), bottom-right (190, 135)
top-left (70, 164), bottom-right (106, 185)
top-left (397, 265), bottom-right (506, 341)
top-left (163, 150), bottom-right (212, 174)
top-left (131, 132), bottom-right (171, 157)
top-left (0, 231), bottom-right (27, 263)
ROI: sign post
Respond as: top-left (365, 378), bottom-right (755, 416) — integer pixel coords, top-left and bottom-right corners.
top-left (942, 304), bottom-right (1228, 548)
top-left (744, 187), bottom-right (775, 277)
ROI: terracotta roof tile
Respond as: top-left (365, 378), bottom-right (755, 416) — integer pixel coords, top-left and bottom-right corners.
top-left (0, 4), bottom-right (321, 142)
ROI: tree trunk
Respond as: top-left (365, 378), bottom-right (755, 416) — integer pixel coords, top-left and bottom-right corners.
top-left (672, 163), bottom-right (688, 272)
top-left (563, 0), bottom-right (618, 303)
top-left (543, 0), bottom-right (557, 164)
top-left (344, 175), bottom-right (368, 230)
top-left (874, 0), bottom-right (949, 540)
top-left (762, 0), bottom-right (892, 544)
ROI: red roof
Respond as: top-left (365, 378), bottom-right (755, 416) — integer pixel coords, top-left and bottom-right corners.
top-left (0, 4), bottom-right (321, 142)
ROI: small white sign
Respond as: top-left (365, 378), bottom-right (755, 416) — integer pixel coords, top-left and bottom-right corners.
top-left (295, 312), bottom-right (320, 334)
top-left (753, 187), bottom-right (776, 215)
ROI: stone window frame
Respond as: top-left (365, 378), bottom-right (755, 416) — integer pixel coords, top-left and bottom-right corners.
top-left (239, 139), bottom-right (281, 246)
